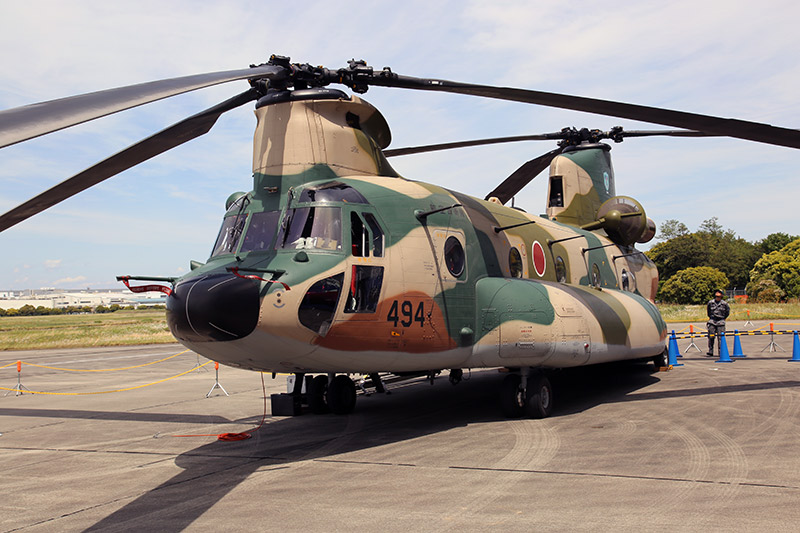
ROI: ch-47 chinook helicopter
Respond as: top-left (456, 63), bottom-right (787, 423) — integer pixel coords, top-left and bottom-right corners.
top-left (2, 56), bottom-right (799, 418)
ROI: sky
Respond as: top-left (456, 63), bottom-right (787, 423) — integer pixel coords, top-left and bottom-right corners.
top-left (1, 0), bottom-right (798, 290)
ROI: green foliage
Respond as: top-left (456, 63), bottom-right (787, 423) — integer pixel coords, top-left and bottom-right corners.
top-left (747, 238), bottom-right (800, 299)
top-left (748, 279), bottom-right (786, 303)
top-left (657, 219), bottom-right (689, 240)
top-left (647, 218), bottom-right (759, 289)
top-left (756, 232), bottom-right (799, 255)
top-left (658, 266), bottom-right (729, 304)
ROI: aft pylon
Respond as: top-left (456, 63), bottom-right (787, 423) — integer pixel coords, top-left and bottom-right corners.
top-left (716, 332), bottom-right (733, 363)
top-left (667, 331), bottom-right (684, 367)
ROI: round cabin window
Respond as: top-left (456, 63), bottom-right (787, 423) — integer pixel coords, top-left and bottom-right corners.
top-left (444, 236), bottom-right (465, 277)
top-left (555, 256), bottom-right (567, 283)
top-left (592, 263), bottom-right (601, 287)
top-left (509, 247), bottom-right (523, 278)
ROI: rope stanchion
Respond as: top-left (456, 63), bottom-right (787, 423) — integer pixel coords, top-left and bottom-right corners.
top-left (761, 322), bottom-right (785, 353)
top-left (20, 350), bottom-right (189, 372)
top-left (173, 372), bottom-right (268, 442)
top-left (3, 361), bottom-right (30, 397)
top-left (732, 330), bottom-right (746, 358)
top-left (716, 332), bottom-right (733, 363)
top-left (684, 324), bottom-right (701, 354)
top-left (744, 309), bottom-right (754, 327)
top-left (191, 353), bottom-right (210, 373)
top-left (206, 361), bottom-right (229, 398)
top-left (0, 360), bottom-right (213, 396)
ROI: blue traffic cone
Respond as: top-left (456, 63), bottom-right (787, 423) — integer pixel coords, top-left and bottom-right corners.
top-left (732, 329), bottom-right (747, 358)
top-left (668, 330), bottom-right (684, 367)
top-left (716, 331), bottom-right (733, 363)
top-left (789, 331), bottom-right (800, 362)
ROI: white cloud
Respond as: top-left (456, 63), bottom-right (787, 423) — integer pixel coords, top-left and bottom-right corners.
top-left (44, 259), bottom-right (62, 269)
top-left (54, 276), bottom-right (87, 286)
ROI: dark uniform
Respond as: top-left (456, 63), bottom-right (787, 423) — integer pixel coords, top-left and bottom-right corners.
top-left (707, 293), bottom-right (730, 355)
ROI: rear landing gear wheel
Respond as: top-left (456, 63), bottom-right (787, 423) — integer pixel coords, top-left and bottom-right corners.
top-left (308, 375), bottom-right (329, 414)
top-left (500, 374), bottom-right (525, 418)
top-left (326, 374), bottom-right (356, 415)
top-left (525, 374), bottom-right (553, 419)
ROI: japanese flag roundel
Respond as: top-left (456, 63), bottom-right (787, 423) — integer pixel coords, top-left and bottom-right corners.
top-left (532, 241), bottom-right (546, 277)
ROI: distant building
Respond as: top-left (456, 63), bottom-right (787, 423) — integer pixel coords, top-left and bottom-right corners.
top-left (0, 289), bottom-right (166, 310)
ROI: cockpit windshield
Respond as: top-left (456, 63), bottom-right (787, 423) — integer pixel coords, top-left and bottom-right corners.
top-left (278, 206), bottom-right (342, 251)
top-left (240, 211), bottom-right (280, 252)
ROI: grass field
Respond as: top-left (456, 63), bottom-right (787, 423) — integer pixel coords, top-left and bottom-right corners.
top-left (0, 310), bottom-right (174, 351)
top-left (3, 303), bottom-right (800, 351)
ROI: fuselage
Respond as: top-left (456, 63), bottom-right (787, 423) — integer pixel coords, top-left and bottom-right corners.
top-left (164, 90), bottom-right (667, 374)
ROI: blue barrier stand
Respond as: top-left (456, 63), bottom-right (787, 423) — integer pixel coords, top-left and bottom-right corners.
top-left (668, 330), bottom-right (684, 367)
top-left (716, 331), bottom-right (733, 363)
top-left (732, 329), bottom-right (747, 358)
top-left (789, 331), bottom-right (800, 362)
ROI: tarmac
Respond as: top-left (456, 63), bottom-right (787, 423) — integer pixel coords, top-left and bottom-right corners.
top-left (1, 320), bottom-right (799, 531)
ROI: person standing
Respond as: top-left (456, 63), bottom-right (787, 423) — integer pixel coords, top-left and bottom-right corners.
top-left (707, 289), bottom-right (730, 356)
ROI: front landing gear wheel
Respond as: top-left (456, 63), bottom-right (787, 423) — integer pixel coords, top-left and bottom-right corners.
top-left (326, 375), bottom-right (356, 415)
top-left (500, 374), bottom-right (525, 418)
top-left (525, 374), bottom-right (553, 419)
top-left (308, 375), bottom-right (329, 414)
top-left (652, 350), bottom-right (667, 370)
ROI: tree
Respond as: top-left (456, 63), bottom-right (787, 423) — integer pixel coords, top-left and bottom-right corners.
top-left (747, 238), bottom-right (800, 299)
top-left (756, 232), bottom-right (799, 255)
top-left (748, 279), bottom-right (785, 303)
top-left (18, 304), bottom-right (36, 316)
top-left (647, 234), bottom-right (709, 282)
top-left (658, 266), bottom-right (729, 304)
top-left (657, 219), bottom-right (689, 240)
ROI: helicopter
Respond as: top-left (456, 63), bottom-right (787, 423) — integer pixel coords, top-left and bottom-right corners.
top-left (2, 55), bottom-right (799, 418)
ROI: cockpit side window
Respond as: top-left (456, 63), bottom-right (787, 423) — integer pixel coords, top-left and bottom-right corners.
top-left (363, 213), bottom-right (384, 257)
top-left (210, 195), bottom-right (250, 257)
top-left (351, 211), bottom-right (368, 257)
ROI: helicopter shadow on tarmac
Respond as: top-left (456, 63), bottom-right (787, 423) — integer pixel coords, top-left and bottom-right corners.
top-left (83, 364), bottom-right (660, 531)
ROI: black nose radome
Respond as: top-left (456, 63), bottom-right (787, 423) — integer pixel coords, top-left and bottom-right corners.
top-left (167, 273), bottom-right (260, 342)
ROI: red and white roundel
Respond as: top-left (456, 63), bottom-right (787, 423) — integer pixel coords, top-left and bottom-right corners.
top-left (532, 241), bottom-right (546, 277)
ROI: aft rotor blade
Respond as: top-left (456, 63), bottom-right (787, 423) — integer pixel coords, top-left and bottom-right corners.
top-left (373, 75), bottom-right (800, 149)
top-left (485, 147), bottom-right (564, 204)
top-left (384, 132), bottom-right (565, 157)
top-left (0, 88), bottom-right (259, 232)
top-left (0, 65), bottom-right (282, 149)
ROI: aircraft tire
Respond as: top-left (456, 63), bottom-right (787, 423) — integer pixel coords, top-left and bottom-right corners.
top-left (500, 374), bottom-right (525, 418)
top-left (326, 374), bottom-right (356, 415)
top-left (525, 374), bottom-right (553, 419)
top-left (309, 375), bottom-right (329, 414)
top-left (652, 350), bottom-right (667, 370)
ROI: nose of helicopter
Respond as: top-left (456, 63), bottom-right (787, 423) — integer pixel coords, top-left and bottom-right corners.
top-left (166, 273), bottom-right (260, 343)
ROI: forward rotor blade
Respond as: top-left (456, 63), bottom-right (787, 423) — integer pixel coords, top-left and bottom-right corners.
top-left (384, 132), bottom-right (565, 157)
top-left (0, 88), bottom-right (259, 232)
top-left (485, 147), bottom-right (564, 204)
top-left (373, 75), bottom-right (800, 149)
top-left (0, 65), bottom-right (282, 149)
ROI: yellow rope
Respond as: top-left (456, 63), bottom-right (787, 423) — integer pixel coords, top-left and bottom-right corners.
top-left (0, 360), bottom-right (213, 395)
top-left (19, 349), bottom-right (190, 372)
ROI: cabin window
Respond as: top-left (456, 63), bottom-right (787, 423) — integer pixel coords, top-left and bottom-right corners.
top-left (555, 256), bottom-right (567, 283)
top-left (444, 236), bottom-right (465, 277)
top-left (591, 263), bottom-right (601, 287)
top-left (345, 265), bottom-right (384, 313)
top-left (298, 273), bottom-right (344, 335)
top-left (278, 206), bottom-right (342, 251)
top-left (240, 211), bottom-right (280, 252)
top-left (509, 247), bottom-right (523, 278)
